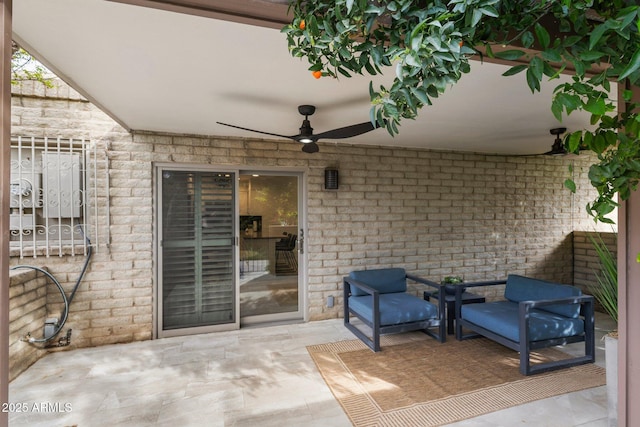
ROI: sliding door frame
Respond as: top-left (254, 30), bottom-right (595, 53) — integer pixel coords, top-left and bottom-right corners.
top-left (154, 163), bottom-right (241, 338)
top-left (153, 164), bottom-right (308, 338)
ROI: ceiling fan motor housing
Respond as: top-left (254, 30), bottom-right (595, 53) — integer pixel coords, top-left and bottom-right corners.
top-left (298, 105), bottom-right (316, 116)
top-left (548, 127), bottom-right (567, 155)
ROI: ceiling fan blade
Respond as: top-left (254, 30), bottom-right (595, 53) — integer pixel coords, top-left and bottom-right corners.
top-left (314, 121), bottom-right (378, 140)
top-left (301, 142), bottom-right (319, 153)
top-left (216, 122), bottom-right (296, 140)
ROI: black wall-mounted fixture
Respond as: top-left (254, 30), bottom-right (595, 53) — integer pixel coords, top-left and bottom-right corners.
top-left (324, 168), bottom-right (339, 190)
top-left (546, 127), bottom-right (568, 156)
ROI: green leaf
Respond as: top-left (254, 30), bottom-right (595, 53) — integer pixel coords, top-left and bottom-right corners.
top-left (542, 61), bottom-right (558, 78)
top-left (485, 43), bottom-right (494, 58)
top-left (564, 179), bottom-right (577, 193)
top-left (502, 64), bottom-right (527, 76)
top-left (526, 67), bottom-right (541, 92)
top-left (308, 14), bottom-right (319, 35)
top-left (541, 49), bottom-right (562, 63)
top-left (364, 60), bottom-right (377, 75)
top-left (551, 101), bottom-right (563, 121)
top-left (534, 23), bottom-right (550, 49)
top-left (471, 9), bottom-right (483, 27)
top-left (583, 131), bottom-right (593, 149)
top-left (584, 98), bottom-right (607, 115)
top-left (589, 24), bottom-right (609, 50)
top-left (346, 0), bottom-right (355, 14)
top-left (337, 67), bottom-right (352, 77)
top-left (619, 48), bottom-right (640, 81)
top-left (563, 36), bottom-right (582, 47)
top-left (521, 31), bottom-right (534, 48)
top-left (578, 51), bottom-right (605, 61)
top-left (494, 49), bottom-right (526, 60)
top-left (593, 133), bottom-right (609, 153)
top-left (556, 92), bottom-right (582, 113)
top-left (479, 6), bottom-right (498, 18)
top-left (529, 56), bottom-right (544, 81)
top-left (568, 131), bottom-right (582, 152)
top-left (410, 87), bottom-right (430, 105)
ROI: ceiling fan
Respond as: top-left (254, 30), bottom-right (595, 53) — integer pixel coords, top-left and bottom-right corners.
top-left (517, 127), bottom-right (573, 157)
top-left (216, 105), bottom-right (380, 153)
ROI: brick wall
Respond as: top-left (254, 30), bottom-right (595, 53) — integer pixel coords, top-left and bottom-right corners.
top-left (8, 268), bottom-right (48, 381)
top-left (574, 230), bottom-right (618, 298)
top-left (9, 78), bottom-right (614, 364)
top-left (302, 144), bottom-right (610, 315)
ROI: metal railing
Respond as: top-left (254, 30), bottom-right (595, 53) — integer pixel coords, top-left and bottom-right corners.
top-left (9, 136), bottom-right (109, 257)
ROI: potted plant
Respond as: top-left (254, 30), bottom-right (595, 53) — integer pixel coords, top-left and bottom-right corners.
top-left (589, 233), bottom-right (617, 427)
top-left (441, 276), bottom-right (465, 296)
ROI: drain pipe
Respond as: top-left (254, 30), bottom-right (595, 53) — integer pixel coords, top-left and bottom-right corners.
top-left (11, 235), bottom-right (93, 347)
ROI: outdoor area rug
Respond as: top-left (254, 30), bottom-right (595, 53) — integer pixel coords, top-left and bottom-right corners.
top-left (307, 334), bottom-right (606, 427)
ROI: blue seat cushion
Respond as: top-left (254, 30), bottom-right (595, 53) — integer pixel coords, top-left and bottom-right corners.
top-left (461, 301), bottom-right (585, 343)
top-left (505, 274), bottom-right (582, 318)
top-left (349, 268), bottom-right (407, 296)
top-left (348, 293), bottom-right (438, 326)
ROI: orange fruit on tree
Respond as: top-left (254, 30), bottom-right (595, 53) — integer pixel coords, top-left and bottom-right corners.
top-left (312, 70), bottom-right (322, 79)
top-left (299, 20), bottom-right (305, 30)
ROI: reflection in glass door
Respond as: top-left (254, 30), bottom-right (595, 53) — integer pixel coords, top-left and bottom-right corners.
top-left (239, 172), bottom-right (303, 323)
top-left (159, 169), bottom-right (236, 334)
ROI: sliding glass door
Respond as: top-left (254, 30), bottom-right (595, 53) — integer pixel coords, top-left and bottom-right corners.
top-left (157, 166), bottom-right (305, 336)
top-left (238, 171), bottom-right (304, 324)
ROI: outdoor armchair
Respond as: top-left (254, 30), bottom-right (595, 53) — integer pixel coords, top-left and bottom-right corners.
top-left (343, 268), bottom-right (446, 351)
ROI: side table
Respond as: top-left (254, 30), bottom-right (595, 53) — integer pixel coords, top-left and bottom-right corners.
top-left (424, 291), bottom-right (486, 335)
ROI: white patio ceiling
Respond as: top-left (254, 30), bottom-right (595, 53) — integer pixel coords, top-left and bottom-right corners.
top-left (12, 0), bottom-right (603, 155)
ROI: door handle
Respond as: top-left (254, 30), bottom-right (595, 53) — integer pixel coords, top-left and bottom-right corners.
top-left (299, 229), bottom-right (304, 255)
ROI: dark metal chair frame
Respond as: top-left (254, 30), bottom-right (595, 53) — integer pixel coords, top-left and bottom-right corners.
top-left (343, 273), bottom-right (446, 352)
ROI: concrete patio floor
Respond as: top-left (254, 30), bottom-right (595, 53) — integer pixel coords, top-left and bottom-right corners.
top-left (8, 313), bottom-right (615, 427)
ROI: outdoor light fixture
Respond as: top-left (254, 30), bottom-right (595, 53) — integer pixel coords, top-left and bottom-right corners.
top-left (324, 168), bottom-right (339, 190)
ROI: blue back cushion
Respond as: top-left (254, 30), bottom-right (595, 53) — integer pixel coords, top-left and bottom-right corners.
top-left (349, 268), bottom-right (407, 296)
top-left (504, 274), bottom-right (582, 318)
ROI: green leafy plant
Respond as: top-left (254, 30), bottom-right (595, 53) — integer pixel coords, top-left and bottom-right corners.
top-left (11, 43), bottom-right (54, 88)
top-left (283, 0), bottom-right (640, 224)
top-left (441, 275), bottom-right (466, 294)
top-left (441, 276), bottom-right (464, 285)
top-left (589, 234), bottom-right (618, 324)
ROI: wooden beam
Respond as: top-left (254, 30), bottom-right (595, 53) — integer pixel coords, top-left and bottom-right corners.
top-left (0, 0), bottom-right (11, 425)
top-left (107, 0), bottom-right (292, 29)
top-left (618, 81), bottom-right (640, 427)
